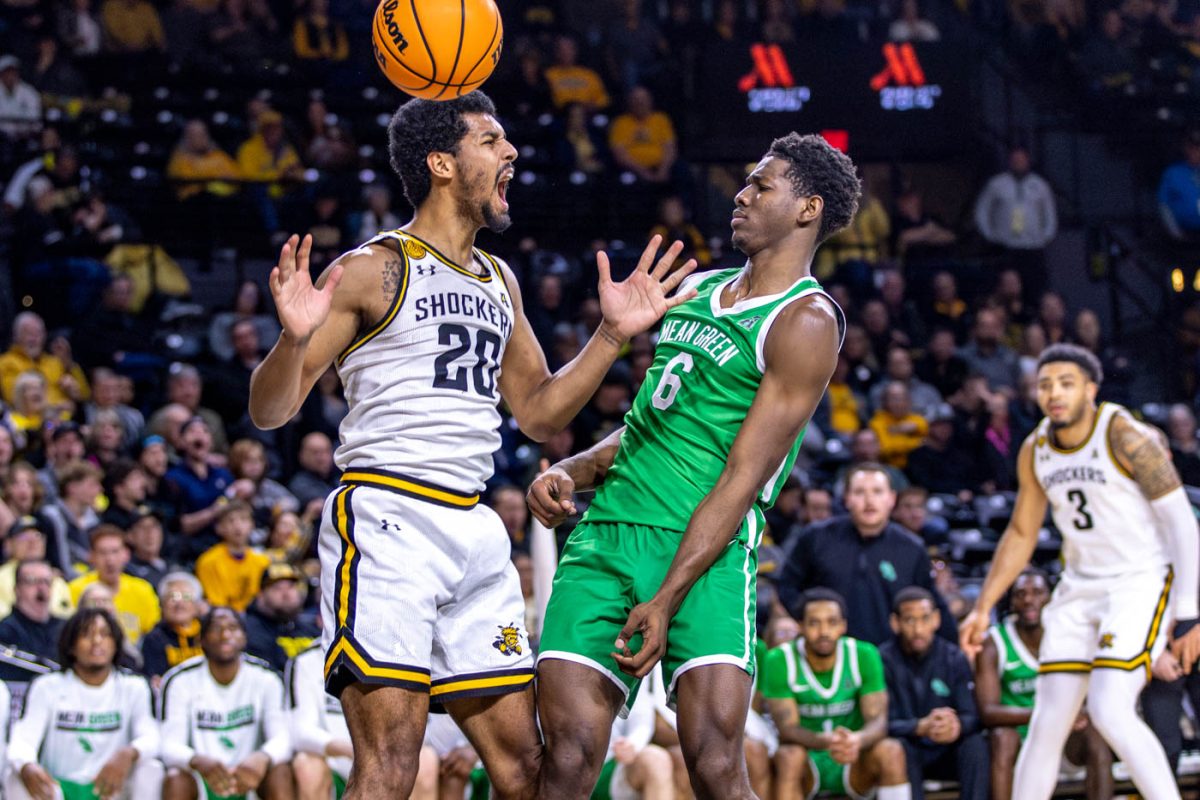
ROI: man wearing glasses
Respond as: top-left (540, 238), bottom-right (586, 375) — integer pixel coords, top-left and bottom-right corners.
top-left (140, 572), bottom-right (205, 689)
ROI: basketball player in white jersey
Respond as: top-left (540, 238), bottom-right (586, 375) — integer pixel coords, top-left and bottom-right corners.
top-left (247, 91), bottom-right (697, 800)
top-left (961, 343), bottom-right (1200, 800)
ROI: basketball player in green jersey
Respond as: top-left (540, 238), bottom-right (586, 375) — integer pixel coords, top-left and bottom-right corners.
top-left (530, 133), bottom-right (861, 800)
top-left (975, 569), bottom-right (1112, 800)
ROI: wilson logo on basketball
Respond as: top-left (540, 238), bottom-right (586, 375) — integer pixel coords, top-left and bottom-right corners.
top-left (870, 43), bottom-right (941, 111)
top-left (379, 0), bottom-right (409, 54)
top-left (737, 43), bottom-right (811, 113)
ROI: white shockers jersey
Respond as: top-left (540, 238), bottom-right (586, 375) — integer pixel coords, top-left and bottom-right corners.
top-left (1032, 402), bottom-right (1164, 578)
top-left (334, 230), bottom-right (516, 495)
top-left (159, 655), bottom-right (291, 769)
top-left (7, 669), bottom-right (158, 784)
top-left (285, 644), bottom-right (351, 778)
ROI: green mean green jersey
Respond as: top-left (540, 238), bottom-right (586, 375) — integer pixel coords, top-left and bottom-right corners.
top-left (761, 637), bottom-right (885, 734)
top-left (989, 615), bottom-right (1039, 738)
top-left (584, 268), bottom-right (843, 538)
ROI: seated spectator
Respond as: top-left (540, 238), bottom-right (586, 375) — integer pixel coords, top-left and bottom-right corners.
top-left (287, 431), bottom-right (339, 508)
top-left (889, 0), bottom-right (940, 41)
top-left (209, 0), bottom-right (271, 71)
top-left (6, 608), bottom-right (162, 799)
top-left (763, 589), bottom-right (911, 800)
top-left (350, 184), bottom-right (401, 245)
top-left (490, 484), bottom-right (530, 555)
top-left (42, 460), bottom-right (103, 572)
top-left (204, 319), bottom-right (266, 425)
top-left (1071, 309), bottom-right (1131, 404)
top-left (814, 189), bottom-right (889, 288)
top-left (841, 325), bottom-right (879, 394)
top-left (557, 102), bottom-right (609, 176)
top-left (869, 348), bottom-right (943, 419)
top-left (86, 409), bottom-right (128, 470)
top-left (608, 86), bottom-right (679, 185)
top-left (140, 571), bottom-right (203, 685)
top-left (1, 463), bottom-right (50, 549)
top-left (8, 371), bottom-right (56, 441)
top-left (83, 368), bottom-right (145, 451)
top-left (236, 110), bottom-right (304, 235)
top-left (166, 119), bottom-right (242, 202)
top-left (207, 280), bottom-right (282, 364)
top-left (0, 558), bottom-right (67, 660)
top-left (166, 415), bottom-right (242, 559)
top-left (979, 394), bottom-right (1017, 491)
top-left (124, 506), bottom-right (169, 590)
top-left (30, 35), bottom-right (87, 97)
top-left (824, 356), bottom-right (864, 436)
top-left (881, 587), bottom-right (987, 800)
top-left (545, 34), bottom-right (610, 111)
top-left (879, 272), bottom-right (927, 348)
top-left (801, 486), bottom-right (834, 526)
top-left (649, 196), bottom-right (711, 267)
top-left (291, 0), bottom-right (348, 61)
top-left (68, 525), bottom-right (160, 644)
top-left (0, 311), bottom-right (90, 409)
top-left (923, 274), bottom-right (968, 341)
top-left (1167, 403), bottom-right (1200, 486)
top-left (975, 569), bottom-right (1112, 800)
top-left (1037, 291), bottom-right (1068, 345)
top-left (99, 459), bottom-right (148, 531)
top-left (59, 0), bottom-right (104, 58)
top-left (891, 186), bottom-right (955, 264)
top-left (150, 363), bottom-right (230, 453)
top-left (892, 486), bottom-right (948, 548)
top-left (0, 516), bottom-right (72, 619)
top-left (1079, 10), bottom-right (1140, 93)
top-left (244, 562), bottom-right (318, 671)
top-left (303, 100), bottom-right (355, 172)
top-left (195, 501), bottom-right (270, 612)
top-left (778, 464), bottom-right (956, 646)
top-left (0, 55), bottom-right (42, 142)
top-left (959, 307), bottom-right (1021, 396)
top-left (228, 438), bottom-right (298, 534)
top-left (906, 403), bottom-right (977, 498)
top-left (288, 641), bottom-right (354, 800)
top-left (835, 429), bottom-right (909, 494)
top-left (1158, 129), bottom-right (1200, 240)
top-left (160, 607), bottom-right (293, 799)
top-left (137, 435), bottom-right (178, 531)
top-left (917, 328), bottom-right (968, 402)
top-left (869, 382), bottom-right (929, 470)
top-left (101, 0), bottom-right (166, 52)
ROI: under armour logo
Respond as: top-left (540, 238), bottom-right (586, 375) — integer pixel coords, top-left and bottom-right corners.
top-left (416, 264), bottom-right (438, 277)
top-left (380, 519), bottom-right (399, 531)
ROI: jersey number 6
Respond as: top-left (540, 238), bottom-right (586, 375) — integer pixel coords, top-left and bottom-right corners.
top-left (652, 353), bottom-right (694, 411)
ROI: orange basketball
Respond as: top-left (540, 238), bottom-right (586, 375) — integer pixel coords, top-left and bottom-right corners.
top-left (372, 0), bottom-right (503, 100)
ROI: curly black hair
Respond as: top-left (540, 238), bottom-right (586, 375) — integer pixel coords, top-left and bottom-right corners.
top-left (388, 91), bottom-right (498, 208)
top-left (58, 607), bottom-right (124, 671)
top-left (767, 133), bottom-right (862, 242)
top-left (1036, 343), bottom-right (1104, 385)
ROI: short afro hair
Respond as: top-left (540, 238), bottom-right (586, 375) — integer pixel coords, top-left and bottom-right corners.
top-left (59, 607), bottom-right (124, 671)
top-left (1036, 343), bottom-right (1103, 385)
top-left (388, 91), bottom-right (498, 208)
top-left (767, 132), bottom-right (862, 242)
top-left (797, 587), bottom-right (848, 622)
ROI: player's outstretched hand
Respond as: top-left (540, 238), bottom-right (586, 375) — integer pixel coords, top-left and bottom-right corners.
top-left (959, 609), bottom-right (989, 661)
top-left (268, 233), bottom-right (345, 343)
top-left (527, 458), bottom-right (576, 528)
top-left (596, 234), bottom-right (698, 342)
top-left (1171, 620), bottom-right (1200, 674)
top-left (612, 599), bottom-right (669, 678)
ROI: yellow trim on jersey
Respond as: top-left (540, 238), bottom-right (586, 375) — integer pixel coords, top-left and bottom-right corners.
top-left (1092, 568), bottom-right (1172, 679)
top-left (324, 636), bottom-right (431, 687)
top-left (1104, 407), bottom-right (1136, 481)
top-left (398, 231), bottom-right (493, 282)
top-left (1047, 402), bottom-right (1108, 454)
top-left (341, 469), bottom-right (480, 509)
top-left (429, 672), bottom-right (534, 697)
top-left (336, 247), bottom-right (411, 366)
top-left (1038, 660), bottom-right (1093, 674)
top-left (334, 487), bottom-right (355, 630)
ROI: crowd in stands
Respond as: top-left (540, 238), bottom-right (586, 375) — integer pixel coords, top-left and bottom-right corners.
top-left (1, 0), bottom-right (1200, 797)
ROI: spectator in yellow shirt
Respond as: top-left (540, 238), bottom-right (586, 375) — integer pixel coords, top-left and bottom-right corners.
top-left (608, 85), bottom-right (677, 183)
top-left (826, 356), bottom-right (863, 436)
top-left (100, 0), bottom-right (166, 53)
top-left (544, 34), bottom-right (610, 111)
top-left (236, 110), bottom-right (302, 233)
top-left (869, 381), bottom-right (929, 469)
top-left (0, 311), bottom-right (90, 408)
top-left (292, 0), bottom-right (347, 61)
top-left (195, 501), bottom-right (270, 612)
top-left (167, 119), bottom-right (241, 201)
top-left (67, 525), bottom-right (160, 644)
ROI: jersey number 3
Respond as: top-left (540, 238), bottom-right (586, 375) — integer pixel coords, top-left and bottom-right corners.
top-left (1067, 489), bottom-right (1094, 531)
top-left (433, 323), bottom-right (502, 397)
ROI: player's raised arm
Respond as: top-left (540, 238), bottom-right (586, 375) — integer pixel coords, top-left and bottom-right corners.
top-left (249, 234), bottom-right (365, 430)
top-left (498, 235), bottom-right (697, 442)
top-left (960, 436), bottom-right (1045, 658)
top-left (1110, 413), bottom-right (1200, 669)
top-left (526, 425), bottom-right (625, 528)
top-left (612, 297), bottom-right (839, 677)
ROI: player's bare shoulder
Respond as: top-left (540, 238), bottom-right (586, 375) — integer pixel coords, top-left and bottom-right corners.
top-left (1108, 411), bottom-right (1181, 500)
top-left (762, 293), bottom-right (842, 369)
top-left (325, 238), bottom-right (408, 325)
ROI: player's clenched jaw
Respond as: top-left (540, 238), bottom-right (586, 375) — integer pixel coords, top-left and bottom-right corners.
top-left (1036, 362), bottom-right (1095, 430)
top-left (730, 156), bottom-right (810, 256)
top-left (451, 113), bottom-right (516, 234)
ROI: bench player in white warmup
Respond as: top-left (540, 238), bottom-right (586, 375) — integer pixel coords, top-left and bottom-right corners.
top-left (247, 90), bottom-right (696, 799)
top-left (961, 344), bottom-right (1200, 800)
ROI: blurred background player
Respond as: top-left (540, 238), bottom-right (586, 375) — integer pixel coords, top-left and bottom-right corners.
top-left (974, 568), bottom-right (1112, 800)
top-left (762, 588), bottom-right (911, 800)
top-left (6, 607), bottom-right (162, 800)
top-left (962, 344), bottom-right (1200, 800)
top-left (160, 607), bottom-right (293, 800)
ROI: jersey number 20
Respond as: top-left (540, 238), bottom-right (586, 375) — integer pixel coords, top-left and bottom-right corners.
top-left (433, 323), bottom-right (502, 397)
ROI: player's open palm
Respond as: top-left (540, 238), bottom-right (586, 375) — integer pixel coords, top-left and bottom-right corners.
top-left (269, 234), bottom-right (344, 342)
top-left (597, 235), bottom-right (698, 341)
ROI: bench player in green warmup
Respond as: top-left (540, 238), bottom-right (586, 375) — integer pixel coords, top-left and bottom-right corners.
top-left (975, 569), bottom-right (1112, 800)
top-left (763, 589), bottom-right (911, 800)
top-left (529, 133), bottom-right (860, 799)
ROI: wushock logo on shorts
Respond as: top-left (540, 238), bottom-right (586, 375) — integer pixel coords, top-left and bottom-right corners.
top-left (492, 624), bottom-right (523, 656)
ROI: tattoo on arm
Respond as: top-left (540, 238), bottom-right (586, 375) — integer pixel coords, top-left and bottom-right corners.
top-left (1113, 415), bottom-right (1182, 500)
top-left (381, 258), bottom-right (403, 302)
